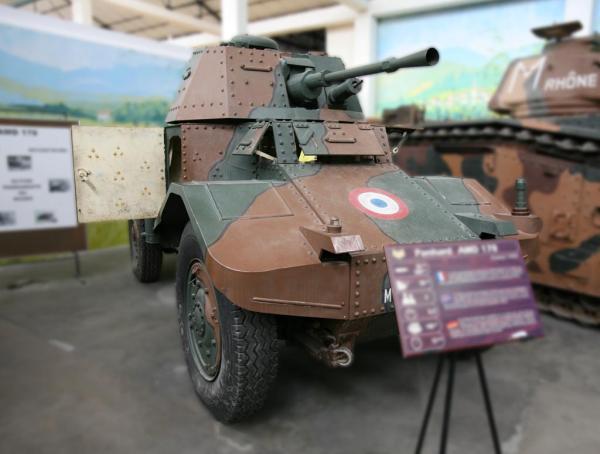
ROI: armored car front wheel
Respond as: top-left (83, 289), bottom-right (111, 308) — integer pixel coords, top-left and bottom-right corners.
top-left (128, 220), bottom-right (162, 283)
top-left (176, 223), bottom-right (279, 423)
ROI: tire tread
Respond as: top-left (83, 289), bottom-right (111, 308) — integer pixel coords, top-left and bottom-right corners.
top-left (225, 307), bottom-right (279, 421)
top-left (130, 220), bottom-right (162, 283)
top-left (176, 222), bottom-right (279, 423)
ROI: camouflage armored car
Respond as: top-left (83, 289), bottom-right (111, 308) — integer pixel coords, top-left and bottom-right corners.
top-left (391, 22), bottom-right (599, 325)
top-left (72, 35), bottom-right (540, 422)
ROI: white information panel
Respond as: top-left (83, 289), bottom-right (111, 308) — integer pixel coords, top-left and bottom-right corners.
top-left (0, 123), bottom-right (77, 232)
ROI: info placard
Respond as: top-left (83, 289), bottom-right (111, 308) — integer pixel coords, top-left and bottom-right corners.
top-left (384, 239), bottom-right (543, 358)
top-left (0, 122), bottom-right (77, 232)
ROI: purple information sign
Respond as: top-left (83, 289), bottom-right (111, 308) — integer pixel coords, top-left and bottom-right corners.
top-left (384, 239), bottom-right (543, 358)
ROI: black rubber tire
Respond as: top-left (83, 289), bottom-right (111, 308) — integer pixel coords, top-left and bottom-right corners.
top-left (128, 220), bottom-right (162, 283)
top-left (176, 222), bottom-right (279, 423)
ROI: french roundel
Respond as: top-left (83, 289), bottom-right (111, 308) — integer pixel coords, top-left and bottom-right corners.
top-left (348, 187), bottom-right (409, 220)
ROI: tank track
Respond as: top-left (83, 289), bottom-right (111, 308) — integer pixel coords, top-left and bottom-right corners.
top-left (390, 119), bottom-right (600, 327)
top-left (394, 118), bottom-right (600, 161)
top-left (535, 286), bottom-right (600, 326)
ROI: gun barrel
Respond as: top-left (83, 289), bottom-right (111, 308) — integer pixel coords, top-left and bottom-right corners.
top-left (328, 78), bottom-right (363, 105)
top-left (304, 47), bottom-right (439, 89)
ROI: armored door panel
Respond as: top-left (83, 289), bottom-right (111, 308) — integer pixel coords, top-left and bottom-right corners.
top-left (323, 122), bottom-right (385, 156)
top-left (232, 122), bottom-right (269, 155)
top-left (293, 122), bottom-right (385, 156)
top-left (72, 126), bottom-right (165, 222)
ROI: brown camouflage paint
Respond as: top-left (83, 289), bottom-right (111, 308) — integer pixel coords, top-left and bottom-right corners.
top-left (158, 38), bottom-right (541, 329)
top-left (391, 23), bottom-right (600, 309)
top-left (166, 46), bottom-right (282, 122)
top-left (180, 124), bottom-right (236, 181)
top-left (398, 141), bottom-right (599, 301)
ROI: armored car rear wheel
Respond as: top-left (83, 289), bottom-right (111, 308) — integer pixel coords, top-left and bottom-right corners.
top-left (176, 223), bottom-right (279, 423)
top-left (129, 220), bottom-right (162, 283)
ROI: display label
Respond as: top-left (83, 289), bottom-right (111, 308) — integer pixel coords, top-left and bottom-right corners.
top-left (384, 239), bottom-right (543, 357)
top-left (0, 124), bottom-right (77, 232)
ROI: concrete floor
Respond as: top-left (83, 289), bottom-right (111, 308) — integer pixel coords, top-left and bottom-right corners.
top-left (0, 247), bottom-right (599, 454)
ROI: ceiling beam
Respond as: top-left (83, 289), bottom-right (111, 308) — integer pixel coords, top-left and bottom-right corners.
top-left (167, 4), bottom-right (358, 47)
top-left (127, 20), bottom-right (169, 34)
top-left (104, 14), bottom-right (142, 26)
top-left (40, 0), bottom-right (70, 14)
top-left (93, 15), bottom-right (112, 29)
top-left (337, 0), bottom-right (367, 12)
top-left (12, 0), bottom-right (41, 7)
top-left (367, 0), bottom-right (495, 18)
top-left (98, 0), bottom-right (220, 34)
top-left (169, 0), bottom-right (220, 21)
top-left (196, 0), bottom-right (219, 21)
top-left (249, 4), bottom-right (357, 37)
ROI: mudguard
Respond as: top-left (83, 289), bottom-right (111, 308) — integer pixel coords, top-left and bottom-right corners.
top-left (154, 180), bottom-right (290, 256)
top-left (154, 175), bottom-right (539, 320)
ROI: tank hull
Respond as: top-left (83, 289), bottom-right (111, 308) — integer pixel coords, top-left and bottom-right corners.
top-left (392, 118), bottom-right (600, 324)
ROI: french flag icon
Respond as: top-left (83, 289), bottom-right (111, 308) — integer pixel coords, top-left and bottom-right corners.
top-left (435, 271), bottom-right (448, 284)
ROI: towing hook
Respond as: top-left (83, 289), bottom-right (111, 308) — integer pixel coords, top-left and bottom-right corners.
top-left (331, 346), bottom-right (353, 367)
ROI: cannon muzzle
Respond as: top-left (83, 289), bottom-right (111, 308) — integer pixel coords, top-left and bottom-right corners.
top-left (287, 47), bottom-right (439, 104)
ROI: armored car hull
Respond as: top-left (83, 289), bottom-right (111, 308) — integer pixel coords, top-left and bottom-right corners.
top-left (72, 34), bottom-right (541, 422)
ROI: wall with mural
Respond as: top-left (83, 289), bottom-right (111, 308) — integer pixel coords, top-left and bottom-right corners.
top-left (0, 10), bottom-right (190, 251)
top-left (0, 22), bottom-right (187, 126)
top-left (376, 0), bottom-right (566, 120)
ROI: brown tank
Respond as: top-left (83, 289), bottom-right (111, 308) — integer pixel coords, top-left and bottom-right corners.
top-left (391, 21), bottom-right (600, 325)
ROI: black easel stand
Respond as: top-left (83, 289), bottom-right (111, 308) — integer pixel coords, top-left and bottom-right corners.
top-left (415, 351), bottom-right (501, 454)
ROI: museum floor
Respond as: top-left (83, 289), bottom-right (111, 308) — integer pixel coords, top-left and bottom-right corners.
top-left (0, 247), bottom-right (598, 454)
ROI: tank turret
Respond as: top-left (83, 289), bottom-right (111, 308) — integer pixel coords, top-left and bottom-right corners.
top-left (489, 20), bottom-right (600, 118)
top-left (286, 48), bottom-right (439, 105)
top-left (166, 36), bottom-right (438, 123)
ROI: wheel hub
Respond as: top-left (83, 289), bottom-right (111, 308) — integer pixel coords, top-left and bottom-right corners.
top-left (185, 262), bottom-right (221, 380)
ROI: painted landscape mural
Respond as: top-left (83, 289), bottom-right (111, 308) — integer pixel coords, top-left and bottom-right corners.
top-left (0, 22), bottom-right (189, 250)
top-left (376, 0), bottom-right (566, 120)
top-left (0, 23), bottom-right (187, 125)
